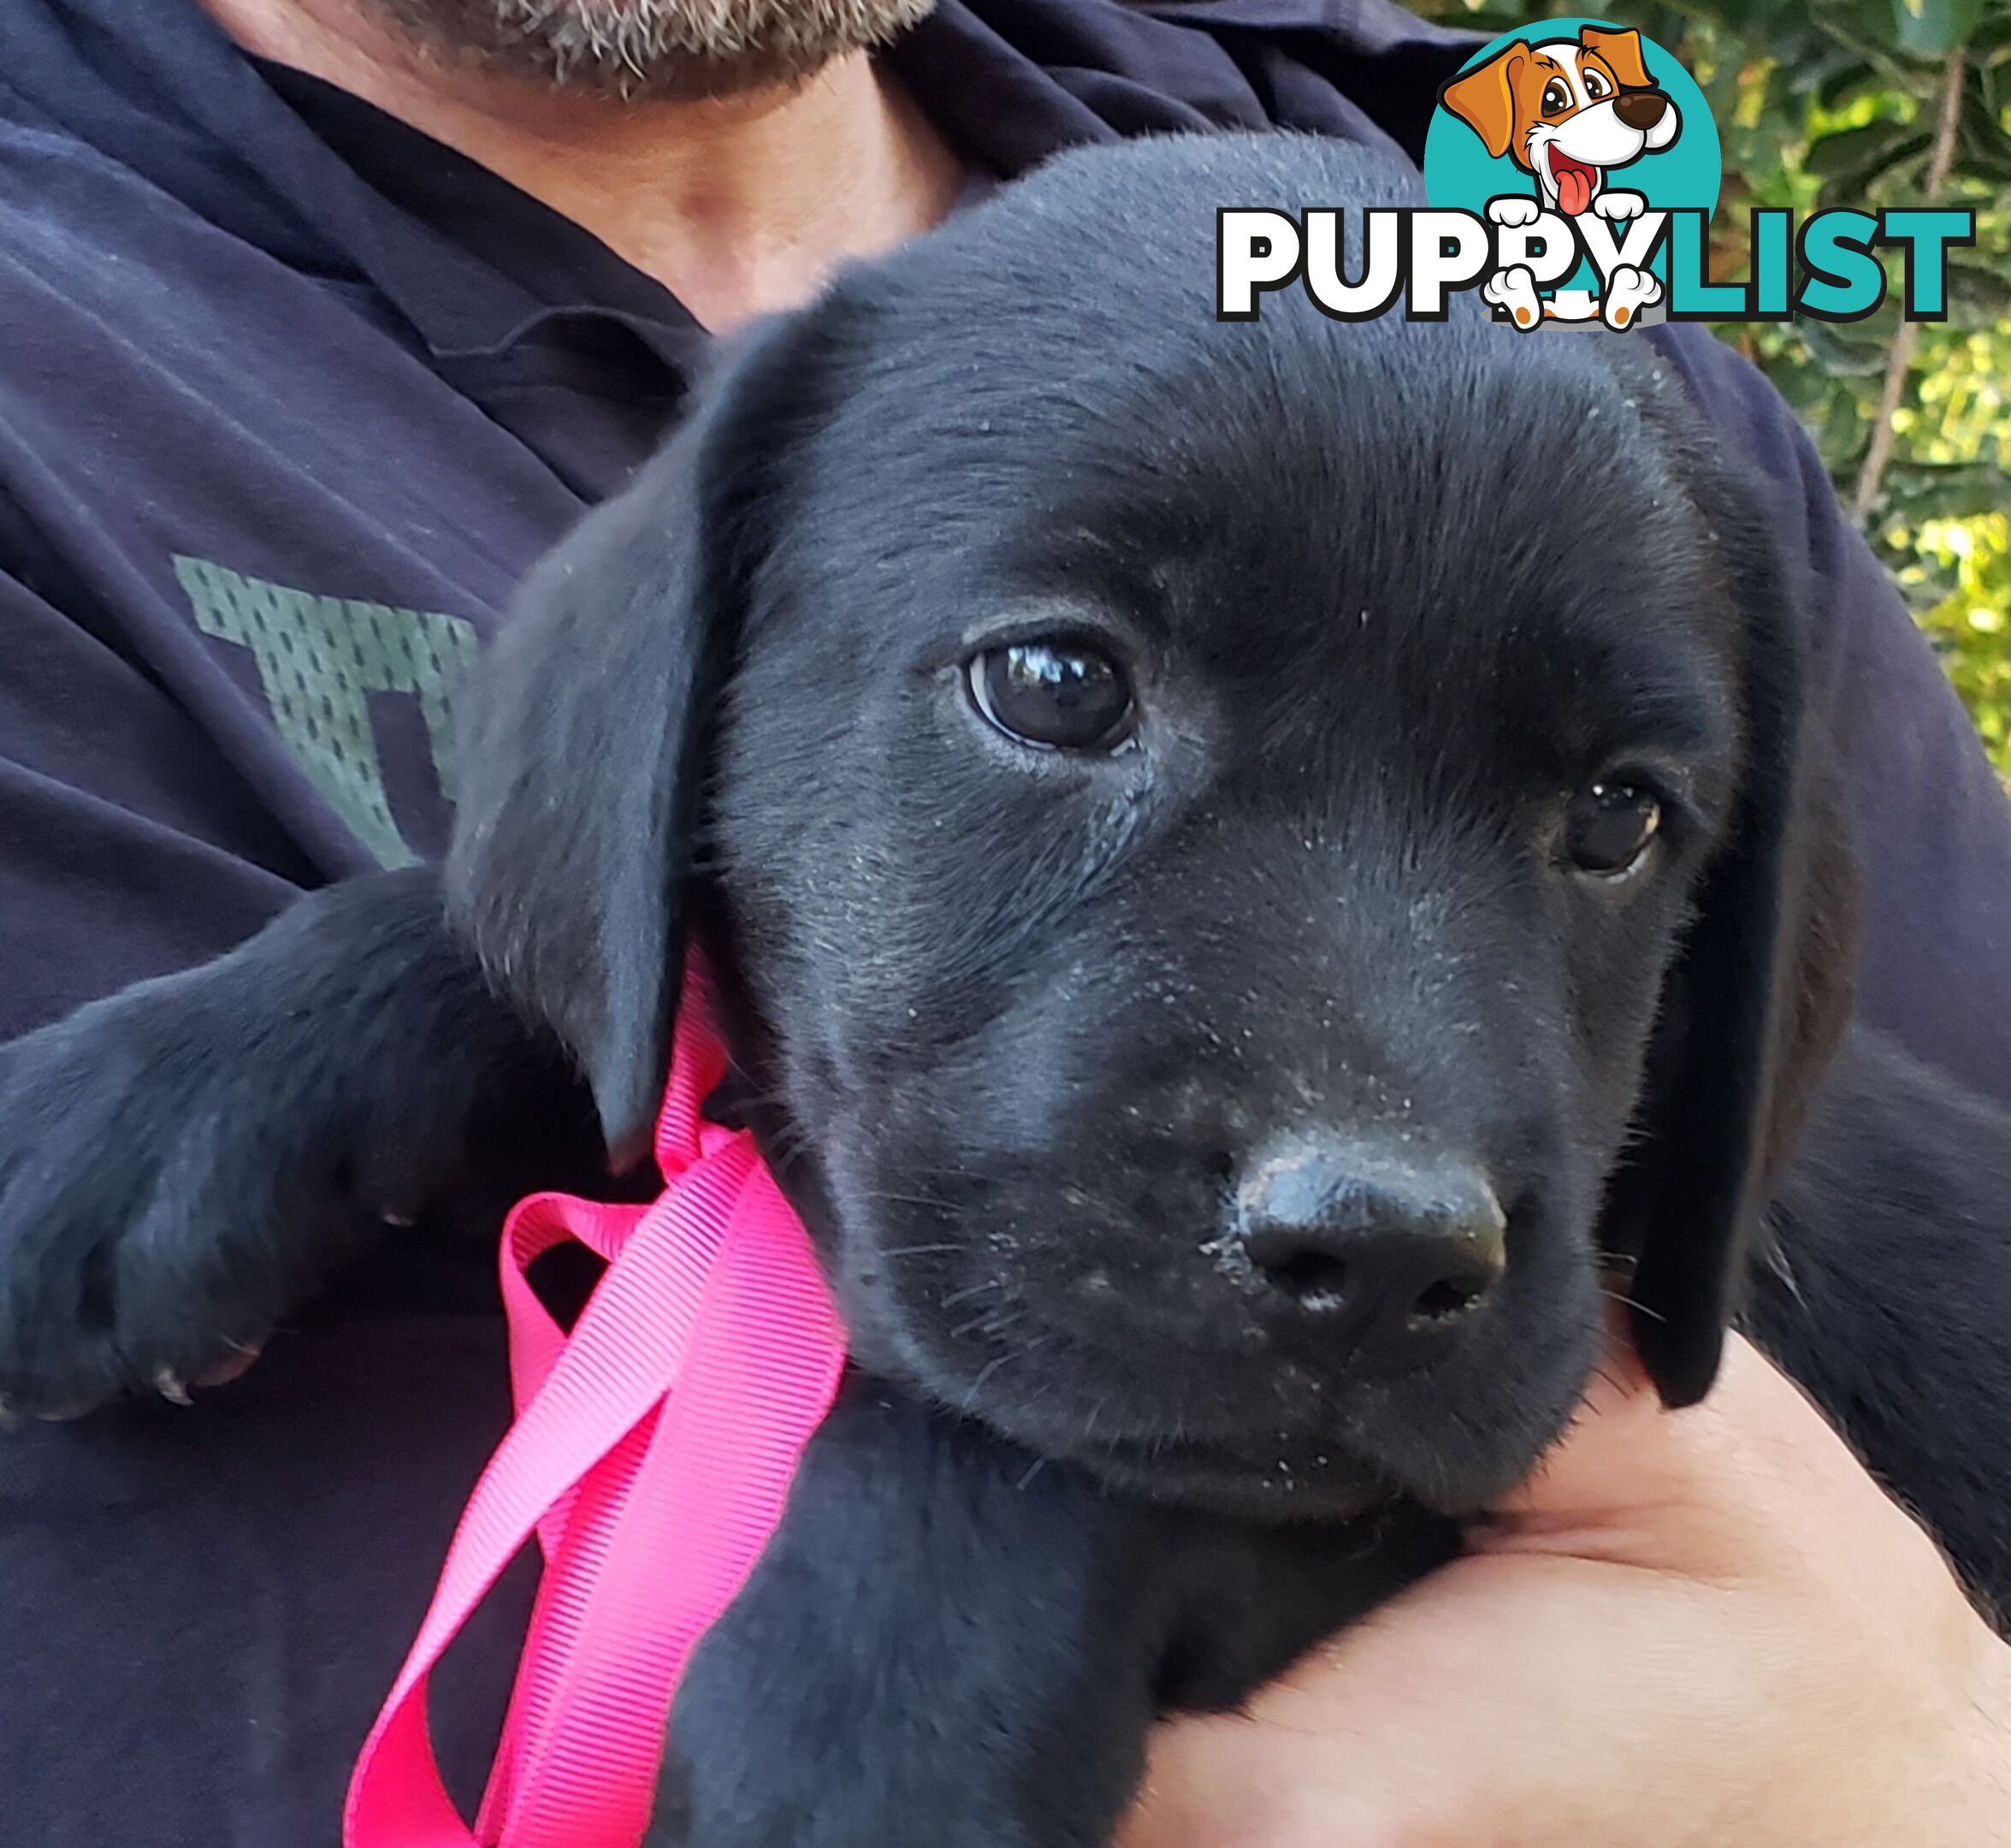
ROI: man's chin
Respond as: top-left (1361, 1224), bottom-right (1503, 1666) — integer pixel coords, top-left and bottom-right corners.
top-left (358, 0), bottom-right (937, 102)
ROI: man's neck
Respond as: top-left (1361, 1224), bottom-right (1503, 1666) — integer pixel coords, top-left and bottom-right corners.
top-left (199, 0), bottom-right (966, 330)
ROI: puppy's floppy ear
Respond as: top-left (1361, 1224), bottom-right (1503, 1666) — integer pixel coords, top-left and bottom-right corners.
top-left (446, 311), bottom-right (834, 1167)
top-left (1602, 442), bottom-right (1860, 1408)
top-left (1581, 26), bottom-right (1653, 91)
top-left (1440, 48), bottom-right (1523, 161)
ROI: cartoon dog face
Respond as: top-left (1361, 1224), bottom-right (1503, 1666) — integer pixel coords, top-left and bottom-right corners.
top-left (1441, 27), bottom-right (1681, 217)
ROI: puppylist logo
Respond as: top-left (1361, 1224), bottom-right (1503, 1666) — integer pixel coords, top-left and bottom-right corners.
top-left (1433, 21), bottom-right (1710, 329)
top-left (1217, 18), bottom-right (1976, 332)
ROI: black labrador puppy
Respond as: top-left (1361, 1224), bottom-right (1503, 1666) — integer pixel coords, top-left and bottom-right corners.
top-left (3, 133), bottom-right (2009, 1848)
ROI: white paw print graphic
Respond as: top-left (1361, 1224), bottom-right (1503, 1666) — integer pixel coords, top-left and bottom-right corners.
top-left (1601, 265), bottom-right (1664, 329)
top-left (1482, 265), bottom-right (1544, 330)
top-left (1594, 191), bottom-right (1648, 222)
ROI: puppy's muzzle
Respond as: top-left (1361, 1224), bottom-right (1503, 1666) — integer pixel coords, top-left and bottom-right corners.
top-left (1232, 1134), bottom-right (1508, 1371)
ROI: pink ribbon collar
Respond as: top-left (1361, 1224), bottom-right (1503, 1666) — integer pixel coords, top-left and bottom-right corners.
top-left (345, 962), bottom-right (849, 1848)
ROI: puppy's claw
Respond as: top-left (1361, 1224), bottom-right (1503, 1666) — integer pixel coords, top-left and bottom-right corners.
top-left (33, 1397), bottom-right (104, 1423)
top-left (153, 1369), bottom-right (194, 1407)
top-left (193, 1342), bottom-right (263, 1389)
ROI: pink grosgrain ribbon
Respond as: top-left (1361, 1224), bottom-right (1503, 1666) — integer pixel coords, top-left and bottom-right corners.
top-left (344, 963), bottom-right (849, 1848)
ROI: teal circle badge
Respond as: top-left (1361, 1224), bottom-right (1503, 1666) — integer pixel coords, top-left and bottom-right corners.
top-left (1423, 19), bottom-right (1720, 327)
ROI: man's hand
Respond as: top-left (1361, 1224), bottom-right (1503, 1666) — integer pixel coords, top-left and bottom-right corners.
top-left (1120, 1333), bottom-right (2011, 1847)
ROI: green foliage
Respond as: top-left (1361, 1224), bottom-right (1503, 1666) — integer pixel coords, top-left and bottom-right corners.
top-left (1417, 0), bottom-right (2011, 770)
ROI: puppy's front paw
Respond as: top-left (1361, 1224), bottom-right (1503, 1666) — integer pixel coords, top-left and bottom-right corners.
top-left (1487, 195), bottom-right (1541, 228)
top-left (1594, 190), bottom-right (1647, 221)
top-left (0, 979), bottom-right (399, 1419)
top-left (1601, 264), bottom-right (1663, 329)
top-left (1482, 264), bottom-right (1544, 329)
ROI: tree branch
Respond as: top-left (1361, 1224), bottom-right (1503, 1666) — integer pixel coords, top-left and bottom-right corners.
top-left (1849, 46), bottom-right (1967, 526)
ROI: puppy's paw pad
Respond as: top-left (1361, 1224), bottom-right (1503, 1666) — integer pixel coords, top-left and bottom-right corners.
top-left (0, 1004), bottom-right (335, 1419)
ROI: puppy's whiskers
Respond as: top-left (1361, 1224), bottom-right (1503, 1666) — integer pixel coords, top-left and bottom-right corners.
top-left (959, 1331), bottom-right (1050, 1411)
top-left (1596, 1283), bottom-right (1663, 1323)
top-left (939, 1280), bottom-right (999, 1312)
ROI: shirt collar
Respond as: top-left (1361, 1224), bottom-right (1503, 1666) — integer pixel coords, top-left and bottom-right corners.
top-left (15, 0), bottom-right (1476, 370)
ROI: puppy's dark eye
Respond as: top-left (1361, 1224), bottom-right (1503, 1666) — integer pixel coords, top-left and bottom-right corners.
top-left (1564, 781), bottom-right (1661, 877)
top-left (1542, 79), bottom-right (1571, 115)
top-left (1583, 70), bottom-right (1611, 99)
top-left (967, 641), bottom-right (1134, 753)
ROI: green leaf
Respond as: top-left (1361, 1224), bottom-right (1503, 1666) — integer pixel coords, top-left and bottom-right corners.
top-left (1815, 56), bottom-right (1884, 106)
top-left (1958, 86), bottom-right (2011, 168)
top-left (1816, 130), bottom-right (1932, 203)
top-left (1946, 261), bottom-right (2011, 326)
top-left (1890, 0), bottom-right (1984, 56)
top-left (1972, 10), bottom-right (2011, 58)
top-left (1795, 316), bottom-right (1900, 375)
top-left (1879, 459), bottom-right (2011, 521)
top-left (1805, 118), bottom-right (1919, 175)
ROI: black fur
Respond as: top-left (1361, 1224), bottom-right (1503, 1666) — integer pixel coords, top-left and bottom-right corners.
top-left (0, 868), bottom-right (604, 1413)
top-left (2, 133), bottom-right (2008, 1847)
top-left (1746, 1026), bottom-right (2011, 1618)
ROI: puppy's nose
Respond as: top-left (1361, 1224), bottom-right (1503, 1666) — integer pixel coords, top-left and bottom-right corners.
top-left (1235, 1136), bottom-right (1508, 1369)
top-left (1613, 89), bottom-right (1670, 131)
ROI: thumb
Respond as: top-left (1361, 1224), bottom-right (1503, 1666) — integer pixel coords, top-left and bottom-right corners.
top-left (1120, 1543), bottom-right (1751, 1848)
top-left (1476, 1334), bottom-right (1940, 1594)
top-left (1119, 1336), bottom-right (1953, 1848)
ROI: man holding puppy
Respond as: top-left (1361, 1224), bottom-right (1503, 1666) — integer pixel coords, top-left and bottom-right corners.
top-left (0, 1), bottom-right (2006, 1842)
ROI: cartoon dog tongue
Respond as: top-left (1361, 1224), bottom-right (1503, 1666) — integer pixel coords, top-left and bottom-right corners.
top-left (1552, 154), bottom-right (1596, 216)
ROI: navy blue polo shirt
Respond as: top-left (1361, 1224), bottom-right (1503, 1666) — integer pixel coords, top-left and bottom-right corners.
top-left (2, 1), bottom-right (2007, 1841)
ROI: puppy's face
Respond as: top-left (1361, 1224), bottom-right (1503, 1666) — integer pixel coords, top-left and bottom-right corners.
top-left (707, 283), bottom-right (1743, 1524)
top-left (456, 137), bottom-right (1841, 1527)
top-left (1440, 29), bottom-right (1682, 215)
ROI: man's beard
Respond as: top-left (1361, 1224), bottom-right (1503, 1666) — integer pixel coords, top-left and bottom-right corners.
top-left (362, 0), bottom-right (937, 98)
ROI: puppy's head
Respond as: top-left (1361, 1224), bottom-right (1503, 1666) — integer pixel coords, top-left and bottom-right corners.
top-left (450, 134), bottom-right (1853, 1522)
top-left (1440, 27), bottom-right (1681, 214)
